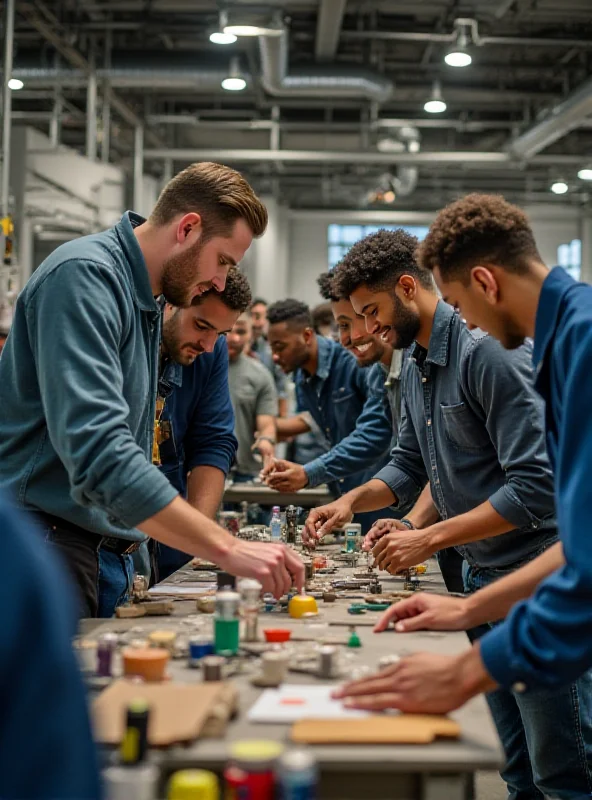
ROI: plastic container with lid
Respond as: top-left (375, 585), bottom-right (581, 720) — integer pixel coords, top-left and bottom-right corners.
top-left (167, 769), bottom-right (219, 800)
top-left (278, 748), bottom-right (318, 800)
top-left (225, 740), bottom-right (284, 800)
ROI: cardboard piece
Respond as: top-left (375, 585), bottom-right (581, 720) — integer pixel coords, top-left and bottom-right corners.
top-left (291, 715), bottom-right (461, 745)
top-left (93, 679), bottom-right (225, 746)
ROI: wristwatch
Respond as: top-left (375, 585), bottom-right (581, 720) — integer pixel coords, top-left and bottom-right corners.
top-left (255, 435), bottom-right (276, 446)
top-left (399, 518), bottom-right (416, 530)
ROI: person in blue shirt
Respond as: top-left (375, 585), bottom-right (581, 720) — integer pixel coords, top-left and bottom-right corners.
top-left (347, 195), bottom-right (592, 714)
top-left (150, 268), bottom-right (251, 583)
top-left (0, 491), bottom-right (100, 799)
top-left (262, 298), bottom-right (395, 533)
top-left (310, 228), bottom-right (592, 799)
top-left (0, 162), bottom-right (303, 618)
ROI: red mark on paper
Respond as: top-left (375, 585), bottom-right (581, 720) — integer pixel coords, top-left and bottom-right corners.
top-left (280, 698), bottom-right (306, 705)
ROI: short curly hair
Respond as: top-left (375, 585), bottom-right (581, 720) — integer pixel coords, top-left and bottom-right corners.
top-left (333, 229), bottom-right (434, 298)
top-left (317, 272), bottom-right (341, 302)
top-left (417, 194), bottom-right (542, 282)
top-left (267, 299), bottom-right (313, 330)
top-left (193, 267), bottom-right (252, 313)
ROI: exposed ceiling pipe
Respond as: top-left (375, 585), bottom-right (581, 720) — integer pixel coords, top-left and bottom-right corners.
top-left (315, 0), bottom-right (347, 61)
top-left (509, 75), bottom-right (592, 159)
top-left (142, 147), bottom-right (585, 166)
top-left (340, 29), bottom-right (592, 48)
top-left (258, 27), bottom-right (393, 103)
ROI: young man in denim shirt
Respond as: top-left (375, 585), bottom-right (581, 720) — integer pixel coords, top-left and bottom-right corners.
top-left (309, 229), bottom-right (592, 799)
top-left (262, 298), bottom-right (395, 533)
top-left (150, 269), bottom-right (252, 584)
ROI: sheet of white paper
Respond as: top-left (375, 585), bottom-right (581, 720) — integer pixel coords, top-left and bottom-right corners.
top-left (147, 583), bottom-right (216, 596)
top-left (247, 684), bottom-right (370, 723)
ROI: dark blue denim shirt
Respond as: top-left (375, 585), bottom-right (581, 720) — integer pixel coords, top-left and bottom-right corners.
top-left (375, 301), bottom-right (557, 569)
top-left (158, 336), bottom-right (238, 495)
top-left (481, 268), bottom-right (592, 690)
top-left (0, 212), bottom-right (178, 540)
top-left (295, 335), bottom-right (394, 494)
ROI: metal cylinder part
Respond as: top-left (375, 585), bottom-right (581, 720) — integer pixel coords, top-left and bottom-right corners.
top-left (202, 655), bottom-right (226, 682)
top-left (318, 645), bottom-right (337, 679)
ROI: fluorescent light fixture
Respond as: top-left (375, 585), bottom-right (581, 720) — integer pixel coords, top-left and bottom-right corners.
top-left (210, 31), bottom-right (237, 44)
top-left (551, 181), bottom-right (568, 195)
top-left (578, 168), bottom-right (592, 181)
top-left (424, 81), bottom-right (447, 113)
top-left (221, 77), bottom-right (246, 91)
top-left (8, 78), bottom-right (23, 90)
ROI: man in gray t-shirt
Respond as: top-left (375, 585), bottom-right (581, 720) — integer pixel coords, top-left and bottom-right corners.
top-left (227, 313), bottom-right (278, 478)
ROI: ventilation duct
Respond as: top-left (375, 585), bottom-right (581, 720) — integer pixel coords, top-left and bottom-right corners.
top-left (258, 28), bottom-right (393, 104)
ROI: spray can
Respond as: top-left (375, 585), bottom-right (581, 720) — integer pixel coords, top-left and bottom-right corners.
top-left (102, 699), bottom-right (158, 800)
top-left (277, 749), bottom-right (318, 800)
top-left (285, 505), bottom-right (298, 545)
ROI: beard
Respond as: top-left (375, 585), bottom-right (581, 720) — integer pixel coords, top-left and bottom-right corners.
top-left (161, 238), bottom-right (208, 308)
top-left (390, 294), bottom-right (421, 350)
top-left (162, 310), bottom-right (204, 366)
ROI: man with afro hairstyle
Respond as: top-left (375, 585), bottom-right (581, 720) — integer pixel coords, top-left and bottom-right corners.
top-left (310, 228), bottom-right (592, 800)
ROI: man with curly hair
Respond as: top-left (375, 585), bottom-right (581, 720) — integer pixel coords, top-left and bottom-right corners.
top-left (149, 268), bottom-right (251, 585)
top-left (309, 228), bottom-right (592, 799)
top-left (262, 297), bottom-right (394, 534)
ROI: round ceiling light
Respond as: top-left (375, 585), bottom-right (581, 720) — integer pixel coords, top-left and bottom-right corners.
top-left (424, 99), bottom-right (447, 113)
top-left (210, 31), bottom-right (237, 44)
top-left (444, 50), bottom-right (472, 67)
top-left (551, 181), bottom-right (568, 195)
top-left (8, 78), bottom-right (24, 90)
top-left (221, 77), bottom-right (247, 91)
top-left (577, 168), bottom-right (592, 181)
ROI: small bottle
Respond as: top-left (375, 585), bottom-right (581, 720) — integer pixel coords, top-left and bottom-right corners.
top-left (103, 699), bottom-right (159, 800)
top-left (278, 748), bottom-right (318, 800)
top-left (270, 506), bottom-right (282, 542)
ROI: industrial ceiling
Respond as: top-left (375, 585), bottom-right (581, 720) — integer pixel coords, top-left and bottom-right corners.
top-left (8, 0), bottom-right (592, 209)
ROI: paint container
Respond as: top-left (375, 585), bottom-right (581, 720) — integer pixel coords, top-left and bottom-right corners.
top-left (288, 593), bottom-right (318, 619)
top-left (74, 639), bottom-right (97, 673)
top-left (277, 748), bottom-right (318, 800)
top-left (122, 647), bottom-right (169, 682)
top-left (225, 740), bottom-right (284, 800)
top-left (188, 635), bottom-right (215, 667)
top-left (214, 590), bottom-right (241, 655)
top-left (103, 764), bottom-right (159, 800)
top-left (202, 655), bottom-right (226, 682)
top-left (148, 630), bottom-right (177, 654)
top-left (318, 645), bottom-right (338, 679)
top-left (97, 632), bottom-right (118, 677)
top-left (167, 769), bottom-right (219, 800)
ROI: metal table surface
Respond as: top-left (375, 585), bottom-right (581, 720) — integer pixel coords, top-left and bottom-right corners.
top-left (82, 551), bottom-right (503, 800)
top-left (222, 481), bottom-right (333, 507)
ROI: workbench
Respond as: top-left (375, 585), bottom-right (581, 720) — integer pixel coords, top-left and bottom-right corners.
top-left (81, 549), bottom-right (503, 800)
top-left (222, 480), bottom-right (333, 508)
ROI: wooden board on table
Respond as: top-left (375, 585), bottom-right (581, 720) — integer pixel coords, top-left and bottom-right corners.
top-left (291, 715), bottom-right (461, 745)
top-left (93, 679), bottom-right (225, 746)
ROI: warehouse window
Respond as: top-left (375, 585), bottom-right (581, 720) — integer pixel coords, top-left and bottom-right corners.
top-left (328, 224), bottom-right (430, 269)
top-left (557, 239), bottom-right (581, 281)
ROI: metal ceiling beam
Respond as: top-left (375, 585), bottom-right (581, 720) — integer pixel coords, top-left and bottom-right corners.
top-left (510, 75), bottom-right (592, 159)
top-left (18, 1), bottom-right (161, 144)
top-left (315, 0), bottom-right (347, 61)
top-left (341, 30), bottom-right (592, 48)
top-left (142, 147), bottom-right (586, 166)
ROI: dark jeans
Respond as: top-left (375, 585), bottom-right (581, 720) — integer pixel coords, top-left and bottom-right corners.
top-left (435, 546), bottom-right (465, 594)
top-left (41, 516), bottom-right (135, 618)
top-left (464, 562), bottom-right (592, 800)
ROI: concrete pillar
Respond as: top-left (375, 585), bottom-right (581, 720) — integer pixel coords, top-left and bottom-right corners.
top-left (248, 196), bottom-right (289, 302)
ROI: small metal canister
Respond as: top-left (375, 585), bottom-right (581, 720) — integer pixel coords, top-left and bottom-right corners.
top-left (318, 645), bottom-right (338, 679)
top-left (202, 655), bottom-right (226, 682)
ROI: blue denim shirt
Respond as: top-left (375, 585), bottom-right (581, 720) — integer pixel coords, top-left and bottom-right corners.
top-left (158, 337), bottom-right (238, 495)
top-left (481, 268), bottom-right (592, 690)
top-left (375, 301), bottom-right (557, 569)
top-left (295, 336), bottom-right (394, 494)
top-left (0, 212), bottom-right (178, 540)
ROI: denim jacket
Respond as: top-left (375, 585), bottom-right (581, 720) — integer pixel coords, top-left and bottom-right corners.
top-left (158, 336), bottom-right (238, 496)
top-left (0, 212), bottom-right (178, 541)
top-left (295, 336), bottom-right (394, 495)
top-left (481, 268), bottom-right (592, 690)
top-left (375, 301), bottom-right (557, 569)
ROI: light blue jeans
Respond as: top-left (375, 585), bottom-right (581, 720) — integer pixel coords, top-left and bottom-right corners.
top-left (98, 550), bottom-right (134, 618)
top-left (464, 562), bottom-right (592, 799)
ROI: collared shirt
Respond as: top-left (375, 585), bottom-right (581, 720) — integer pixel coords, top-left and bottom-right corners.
top-left (374, 301), bottom-right (557, 569)
top-left (228, 353), bottom-right (278, 476)
top-left (157, 337), bottom-right (238, 495)
top-left (379, 348), bottom-right (405, 439)
top-left (0, 211), bottom-right (178, 541)
top-left (481, 268), bottom-right (592, 690)
top-left (295, 335), bottom-right (393, 494)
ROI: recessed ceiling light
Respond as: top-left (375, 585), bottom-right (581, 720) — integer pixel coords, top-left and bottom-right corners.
top-left (210, 31), bottom-right (237, 45)
top-left (221, 77), bottom-right (246, 91)
top-left (551, 181), bottom-right (568, 195)
top-left (8, 78), bottom-right (24, 90)
top-left (578, 168), bottom-right (592, 181)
